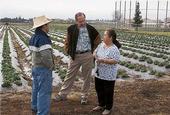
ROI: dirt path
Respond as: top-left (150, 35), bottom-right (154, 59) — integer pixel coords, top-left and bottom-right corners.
top-left (10, 30), bottom-right (32, 87)
top-left (1, 79), bottom-right (170, 115)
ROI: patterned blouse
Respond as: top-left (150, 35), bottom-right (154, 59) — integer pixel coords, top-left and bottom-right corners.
top-left (95, 42), bottom-right (120, 81)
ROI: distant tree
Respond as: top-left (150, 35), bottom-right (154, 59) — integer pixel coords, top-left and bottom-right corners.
top-left (133, 2), bottom-right (143, 31)
top-left (0, 17), bottom-right (29, 23)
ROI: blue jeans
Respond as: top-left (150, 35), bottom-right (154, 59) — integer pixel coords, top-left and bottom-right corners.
top-left (31, 67), bottom-right (53, 115)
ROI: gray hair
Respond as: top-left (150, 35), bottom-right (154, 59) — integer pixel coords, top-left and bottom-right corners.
top-left (75, 12), bottom-right (86, 20)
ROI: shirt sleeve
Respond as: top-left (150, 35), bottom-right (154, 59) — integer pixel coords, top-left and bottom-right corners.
top-left (94, 43), bottom-right (102, 53)
top-left (110, 47), bottom-right (120, 62)
top-left (94, 43), bottom-right (102, 58)
top-left (39, 49), bottom-right (55, 70)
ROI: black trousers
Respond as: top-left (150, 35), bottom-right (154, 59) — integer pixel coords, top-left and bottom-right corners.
top-left (95, 77), bottom-right (115, 110)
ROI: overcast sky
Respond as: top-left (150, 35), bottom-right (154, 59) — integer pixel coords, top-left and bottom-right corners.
top-left (0, 0), bottom-right (169, 20)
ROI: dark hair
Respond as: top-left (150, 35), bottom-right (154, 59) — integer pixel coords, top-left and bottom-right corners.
top-left (35, 25), bottom-right (45, 33)
top-left (36, 26), bottom-right (43, 30)
top-left (106, 29), bottom-right (121, 49)
top-left (75, 12), bottom-right (86, 21)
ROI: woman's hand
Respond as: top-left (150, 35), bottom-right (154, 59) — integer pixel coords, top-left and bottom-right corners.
top-left (93, 51), bottom-right (97, 58)
top-left (96, 58), bottom-right (105, 64)
top-left (96, 58), bottom-right (118, 65)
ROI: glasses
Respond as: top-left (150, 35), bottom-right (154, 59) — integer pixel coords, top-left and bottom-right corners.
top-left (75, 12), bottom-right (86, 20)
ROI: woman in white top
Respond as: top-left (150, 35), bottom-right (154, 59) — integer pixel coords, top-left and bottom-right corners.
top-left (92, 29), bottom-right (121, 115)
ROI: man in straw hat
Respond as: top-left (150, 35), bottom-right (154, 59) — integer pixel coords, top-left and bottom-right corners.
top-left (29, 15), bottom-right (54, 115)
top-left (55, 12), bottom-right (101, 104)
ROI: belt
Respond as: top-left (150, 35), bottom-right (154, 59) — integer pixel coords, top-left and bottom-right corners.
top-left (76, 50), bottom-right (91, 54)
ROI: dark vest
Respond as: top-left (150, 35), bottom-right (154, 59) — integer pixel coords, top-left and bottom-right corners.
top-left (67, 24), bottom-right (99, 60)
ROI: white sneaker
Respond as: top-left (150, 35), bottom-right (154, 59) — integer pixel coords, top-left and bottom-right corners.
top-left (102, 109), bottom-right (111, 115)
top-left (80, 95), bottom-right (88, 105)
top-left (92, 106), bottom-right (104, 111)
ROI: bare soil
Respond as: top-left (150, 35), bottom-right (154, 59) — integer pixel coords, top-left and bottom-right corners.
top-left (1, 79), bottom-right (170, 115)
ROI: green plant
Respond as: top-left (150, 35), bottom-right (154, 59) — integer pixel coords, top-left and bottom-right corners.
top-left (1, 30), bottom-right (22, 88)
top-left (156, 72), bottom-right (165, 78)
top-left (119, 61), bottom-right (126, 66)
top-left (140, 67), bottom-right (147, 73)
top-left (1, 80), bottom-right (12, 88)
top-left (133, 54), bottom-right (138, 59)
top-left (122, 52), bottom-right (129, 57)
top-left (149, 70), bottom-right (157, 75)
top-left (14, 80), bottom-right (22, 86)
top-left (58, 69), bottom-right (67, 81)
top-left (117, 69), bottom-right (130, 79)
top-left (128, 64), bottom-right (135, 69)
top-left (146, 58), bottom-right (153, 64)
top-left (118, 69), bottom-right (129, 78)
top-left (127, 53), bottom-right (133, 58)
top-left (134, 65), bottom-right (140, 71)
top-left (125, 62), bottom-right (130, 67)
top-left (158, 62), bottom-right (166, 67)
top-left (165, 63), bottom-right (170, 69)
top-left (122, 73), bottom-right (130, 79)
top-left (162, 55), bottom-right (168, 59)
top-left (154, 60), bottom-right (159, 65)
top-left (139, 55), bottom-right (147, 62)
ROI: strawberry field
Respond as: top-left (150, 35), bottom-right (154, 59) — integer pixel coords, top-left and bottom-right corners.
top-left (0, 23), bottom-right (170, 115)
top-left (0, 24), bottom-right (170, 90)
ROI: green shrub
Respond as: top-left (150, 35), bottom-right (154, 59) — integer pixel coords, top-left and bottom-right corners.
top-left (58, 68), bottom-right (67, 81)
top-left (165, 64), bottom-right (170, 69)
top-left (2, 80), bottom-right (12, 88)
top-left (162, 55), bottom-right (168, 59)
top-left (157, 62), bottom-right (166, 67)
top-left (154, 60), bottom-right (159, 65)
top-left (149, 70), bottom-right (157, 75)
top-left (134, 65), bottom-right (140, 71)
top-left (14, 80), bottom-right (22, 86)
top-left (117, 69), bottom-right (129, 79)
top-left (140, 67), bottom-right (147, 73)
top-left (13, 74), bottom-right (21, 81)
top-left (128, 64), bottom-right (135, 69)
top-left (1, 30), bottom-right (22, 88)
top-left (119, 61), bottom-right (126, 66)
top-left (122, 73), bottom-right (130, 78)
top-left (139, 55), bottom-right (147, 62)
top-left (127, 53), bottom-right (133, 58)
top-left (133, 55), bottom-right (138, 59)
top-left (146, 58), bottom-right (153, 64)
top-left (156, 72), bottom-right (165, 78)
top-left (125, 62), bottom-right (130, 67)
top-left (122, 52), bottom-right (129, 57)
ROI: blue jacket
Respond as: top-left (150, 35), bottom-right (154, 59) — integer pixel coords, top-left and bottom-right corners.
top-left (29, 29), bottom-right (52, 49)
top-left (29, 29), bottom-right (54, 70)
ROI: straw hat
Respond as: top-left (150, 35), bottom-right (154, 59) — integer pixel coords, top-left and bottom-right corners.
top-left (31, 15), bottom-right (52, 29)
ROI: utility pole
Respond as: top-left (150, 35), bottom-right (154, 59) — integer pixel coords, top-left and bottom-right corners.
top-left (165, 1), bottom-right (168, 28)
top-left (124, 1), bottom-right (126, 28)
top-left (120, 1), bottom-right (122, 29)
top-left (156, 1), bottom-right (160, 29)
top-left (115, 1), bottom-right (117, 28)
top-left (145, 0), bottom-right (148, 29)
top-left (129, 0), bottom-right (132, 28)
